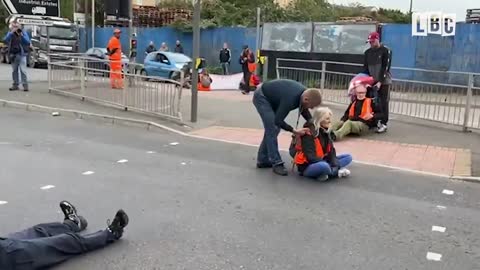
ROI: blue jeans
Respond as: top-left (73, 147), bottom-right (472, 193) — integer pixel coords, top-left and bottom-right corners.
top-left (253, 89), bottom-right (283, 166)
top-left (11, 54), bottom-right (28, 86)
top-left (303, 154), bottom-right (353, 178)
top-left (221, 62), bottom-right (230, 75)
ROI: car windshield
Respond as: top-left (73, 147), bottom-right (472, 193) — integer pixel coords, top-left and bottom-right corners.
top-left (168, 54), bottom-right (191, 63)
top-left (41, 26), bottom-right (77, 39)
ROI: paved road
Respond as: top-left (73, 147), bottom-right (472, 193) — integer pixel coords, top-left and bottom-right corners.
top-left (0, 107), bottom-right (479, 269)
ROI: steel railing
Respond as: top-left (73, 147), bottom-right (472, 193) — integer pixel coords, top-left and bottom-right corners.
top-left (276, 58), bottom-right (480, 131)
top-left (48, 54), bottom-right (183, 121)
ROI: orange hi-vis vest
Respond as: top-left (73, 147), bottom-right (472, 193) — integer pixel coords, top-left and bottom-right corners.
top-left (293, 132), bottom-right (331, 165)
top-left (349, 98), bottom-right (373, 120)
top-left (107, 36), bottom-right (122, 61)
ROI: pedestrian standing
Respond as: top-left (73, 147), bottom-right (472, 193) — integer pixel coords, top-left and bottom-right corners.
top-left (253, 79), bottom-right (323, 176)
top-left (219, 42), bottom-right (231, 75)
top-left (363, 32), bottom-right (392, 133)
top-left (107, 28), bottom-right (124, 89)
top-left (160, 42), bottom-right (169, 52)
top-left (145, 41), bottom-right (156, 55)
top-left (174, 40), bottom-right (184, 54)
top-left (239, 45), bottom-right (255, 95)
top-left (3, 22), bottom-right (30, 91)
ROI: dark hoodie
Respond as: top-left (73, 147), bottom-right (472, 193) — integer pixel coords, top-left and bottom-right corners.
top-left (175, 44), bottom-right (184, 54)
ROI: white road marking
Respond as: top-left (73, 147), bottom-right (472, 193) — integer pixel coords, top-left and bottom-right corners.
top-left (82, 171), bottom-right (95, 175)
top-left (40, 185), bottom-right (55, 190)
top-left (432, 226), bottom-right (446, 233)
top-left (181, 162), bottom-right (186, 165)
top-left (436, 205), bottom-right (447, 210)
top-left (0, 142), bottom-right (12, 145)
top-left (117, 159), bottom-right (128, 163)
top-left (169, 142), bottom-right (179, 146)
top-left (426, 252), bottom-right (442, 261)
top-left (146, 151), bottom-right (156, 154)
top-left (0, 201), bottom-right (8, 205)
top-left (442, 189), bottom-right (454, 195)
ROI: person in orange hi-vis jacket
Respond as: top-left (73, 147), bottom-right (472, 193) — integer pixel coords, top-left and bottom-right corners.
top-left (107, 29), bottom-right (123, 89)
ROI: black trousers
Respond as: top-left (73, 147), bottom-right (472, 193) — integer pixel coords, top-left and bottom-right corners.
top-left (378, 84), bottom-right (390, 125)
top-left (1, 221), bottom-right (115, 269)
top-left (242, 70), bottom-right (252, 93)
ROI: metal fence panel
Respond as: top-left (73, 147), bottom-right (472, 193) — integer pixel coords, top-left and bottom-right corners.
top-left (276, 58), bottom-right (480, 130)
top-left (48, 55), bottom-right (183, 121)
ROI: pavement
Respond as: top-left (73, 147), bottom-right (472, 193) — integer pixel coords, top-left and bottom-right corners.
top-left (1, 107), bottom-right (480, 269)
top-left (0, 63), bottom-right (479, 178)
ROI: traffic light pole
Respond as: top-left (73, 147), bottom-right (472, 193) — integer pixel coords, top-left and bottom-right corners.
top-left (190, 0), bottom-right (201, 123)
top-left (128, 0), bottom-right (136, 85)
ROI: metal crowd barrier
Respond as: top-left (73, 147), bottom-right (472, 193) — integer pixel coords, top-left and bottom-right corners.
top-left (47, 54), bottom-right (184, 121)
top-left (276, 58), bottom-right (480, 131)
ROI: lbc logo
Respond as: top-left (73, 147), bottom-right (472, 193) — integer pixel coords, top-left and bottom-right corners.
top-left (412, 12), bottom-right (456, 37)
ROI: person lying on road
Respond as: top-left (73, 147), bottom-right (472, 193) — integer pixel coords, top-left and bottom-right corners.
top-left (291, 107), bottom-right (352, 181)
top-left (331, 77), bottom-right (384, 141)
top-left (0, 201), bottom-right (129, 270)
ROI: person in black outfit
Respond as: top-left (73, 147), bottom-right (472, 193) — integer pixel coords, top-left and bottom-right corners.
top-left (363, 31), bottom-right (392, 133)
top-left (0, 201), bottom-right (129, 270)
top-left (174, 40), bottom-right (184, 54)
top-left (252, 79), bottom-right (323, 176)
top-left (239, 45), bottom-right (255, 95)
top-left (219, 42), bottom-right (231, 75)
top-left (145, 41), bottom-right (156, 55)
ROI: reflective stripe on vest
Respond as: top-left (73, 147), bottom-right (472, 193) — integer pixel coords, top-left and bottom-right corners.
top-left (349, 98), bottom-right (373, 120)
top-left (294, 137), bottom-right (326, 165)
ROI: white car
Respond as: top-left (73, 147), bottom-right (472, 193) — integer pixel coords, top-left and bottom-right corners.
top-left (32, 7), bottom-right (47, 15)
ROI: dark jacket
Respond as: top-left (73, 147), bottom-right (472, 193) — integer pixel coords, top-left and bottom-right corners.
top-left (363, 45), bottom-right (392, 85)
top-left (260, 79), bottom-right (312, 132)
top-left (146, 45), bottom-right (156, 54)
top-left (174, 44), bottom-right (184, 54)
top-left (239, 50), bottom-right (255, 72)
top-left (297, 127), bottom-right (339, 173)
top-left (341, 97), bottom-right (383, 128)
top-left (4, 31), bottom-right (30, 56)
top-left (219, 48), bottom-right (231, 63)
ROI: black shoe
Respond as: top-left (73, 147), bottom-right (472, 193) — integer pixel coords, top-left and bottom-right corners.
top-left (23, 85), bottom-right (29, 92)
top-left (107, 210), bottom-right (129, 240)
top-left (256, 162), bottom-right (272, 168)
top-left (273, 164), bottom-right (288, 176)
top-left (9, 86), bottom-right (19, 91)
top-left (59, 200), bottom-right (87, 231)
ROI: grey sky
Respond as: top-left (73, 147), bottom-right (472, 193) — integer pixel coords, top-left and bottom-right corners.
top-left (332, 0), bottom-right (476, 22)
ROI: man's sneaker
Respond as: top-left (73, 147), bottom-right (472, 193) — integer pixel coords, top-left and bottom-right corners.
top-left (376, 124), bottom-right (388, 133)
top-left (9, 86), bottom-right (19, 91)
top-left (273, 164), bottom-right (288, 176)
top-left (338, 168), bottom-right (351, 178)
top-left (316, 174), bottom-right (329, 182)
top-left (107, 210), bottom-right (129, 240)
top-left (59, 200), bottom-right (87, 231)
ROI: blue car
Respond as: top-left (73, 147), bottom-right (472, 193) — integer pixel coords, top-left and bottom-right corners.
top-left (141, 51), bottom-right (192, 80)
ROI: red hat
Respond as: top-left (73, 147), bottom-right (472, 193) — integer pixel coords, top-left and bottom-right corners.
top-left (367, 32), bottom-right (380, 42)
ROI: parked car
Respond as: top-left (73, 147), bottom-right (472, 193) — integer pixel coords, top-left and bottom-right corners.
top-left (141, 51), bottom-right (192, 80)
top-left (85, 47), bottom-right (129, 76)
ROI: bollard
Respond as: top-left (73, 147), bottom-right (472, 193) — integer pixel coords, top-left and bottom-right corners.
top-left (320, 61), bottom-right (326, 90)
top-left (80, 58), bottom-right (85, 98)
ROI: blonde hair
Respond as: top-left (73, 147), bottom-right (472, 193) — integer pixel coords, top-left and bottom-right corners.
top-left (312, 107), bottom-right (333, 133)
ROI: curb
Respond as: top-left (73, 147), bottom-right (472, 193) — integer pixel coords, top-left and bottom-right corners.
top-left (1, 98), bottom-right (478, 182)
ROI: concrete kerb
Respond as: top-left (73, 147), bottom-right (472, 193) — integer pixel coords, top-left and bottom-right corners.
top-left (1, 98), bottom-right (478, 183)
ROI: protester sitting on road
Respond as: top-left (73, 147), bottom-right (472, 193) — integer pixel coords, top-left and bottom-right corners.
top-left (198, 68), bottom-right (213, 91)
top-left (291, 107), bottom-right (352, 181)
top-left (0, 201), bottom-right (129, 269)
top-left (331, 77), bottom-right (383, 141)
top-left (253, 79), bottom-right (323, 176)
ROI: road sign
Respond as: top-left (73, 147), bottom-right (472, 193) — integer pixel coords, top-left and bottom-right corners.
top-left (2, 0), bottom-right (60, 17)
top-left (16, 18), bottom-right (54, 26)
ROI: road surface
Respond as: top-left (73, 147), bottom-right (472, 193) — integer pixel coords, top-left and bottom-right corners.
top-left (0, 107), bottom-right (479, 270)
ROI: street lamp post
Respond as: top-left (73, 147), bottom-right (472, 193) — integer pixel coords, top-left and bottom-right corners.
top-left (91, 0), bottom-right (95, 47)
top-left (191, 0), bottom-right (201, 123)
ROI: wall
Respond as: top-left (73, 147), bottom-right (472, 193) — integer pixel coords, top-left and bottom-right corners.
top-left (80, 26), bottom-right (257, 74)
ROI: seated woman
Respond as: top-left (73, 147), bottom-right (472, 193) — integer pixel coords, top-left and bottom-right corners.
top-left (331, 78), bottom-right (383, 141)
top-left (292, 107), bottom-right (353, 181)
top-left (198, 69), bottom-right (213, 91)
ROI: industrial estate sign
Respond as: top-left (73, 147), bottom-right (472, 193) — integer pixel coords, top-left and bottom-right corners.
top-left (412, 12), bottom-right (456, 36)
top-left (17, 18), bottom-right (54, 26)
top-left (2, 0), bottom-right (60, 17)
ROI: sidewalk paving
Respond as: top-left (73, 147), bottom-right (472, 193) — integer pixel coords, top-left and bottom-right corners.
top-left (1, 82), bottom-right (478, 177)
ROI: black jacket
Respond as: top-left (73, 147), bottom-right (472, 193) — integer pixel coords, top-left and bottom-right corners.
top-left (297, 128), bottom-right (339, 173)
top-left (175, 45), bottom-right (184, 54)
top-left (363, 45), bottom-right (392, 85)
top-left (239, 50), bottom-right (255, 72)
top-left (260, 79), bottom-right (312, 132)
top-left (219, 48), bottom-right (231, 63)
top-left (341, 98), bottom-right (383, 128)
top-left (146, 45), bottom-right (156, 54)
